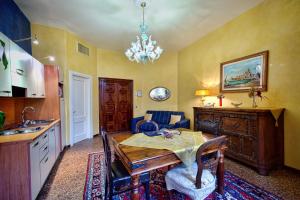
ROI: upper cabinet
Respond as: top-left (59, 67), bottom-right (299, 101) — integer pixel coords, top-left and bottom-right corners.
top-left (27, 58), bottom-right (45, 98)
top-left (10, 40), bottom-right (31, 88)
top-left (0, 32), bottom-right (46, 98)
top-left (0, 32), bottom-right (12, 97)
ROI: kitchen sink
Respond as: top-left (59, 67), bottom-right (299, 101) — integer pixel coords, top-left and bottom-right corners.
top-left (0, 126), bottom-right (43, 136)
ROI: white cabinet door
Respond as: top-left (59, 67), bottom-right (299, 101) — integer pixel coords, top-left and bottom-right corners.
top-left (26, 59), bottom-right (37, 97)
top-left (27, 58), bottom-right (45, 98)
top-left (36, 60), bottom-right (45, 97)
top-left (60, 98), bottom-right (66, 148)
top-left (30, 138), bottom-right (41, 200)
top-left (54, 123), bottom-right (61, 159)
top-left (10, 41), bottom-right (29, 88)
top-left (0, 32), bottom-right (12, 96)
top-left (48, 127), bottom-right (56, 168)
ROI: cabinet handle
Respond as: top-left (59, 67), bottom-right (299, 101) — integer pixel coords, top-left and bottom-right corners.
top-left (51, 129), bottom-right (54, 132)
top-left (16, 69), bottom-right (24, 75)
top-left (0, 91), bottom-right (11, 93)
top-left (41, 94), bottom-right (45, 96)
top-left (44, 157), bottom-right (48, 163)
top-left (43, 134), bottom-right (47, 139)
top-left (43, 146), bottom-right (48, 151)
top-left (32, 93), bottom-right (37, 96)
top-left (33, 141), bottom-right (39, 147)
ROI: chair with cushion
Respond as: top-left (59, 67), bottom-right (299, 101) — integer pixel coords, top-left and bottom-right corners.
top-left (165, 135), bottom-right (226, 200)
top-left (100, 128), bottom-right (151, 200)
top-left (135, 120), bottom-right (159, 133)
top-left (131, 110), bottom-right (190, 133)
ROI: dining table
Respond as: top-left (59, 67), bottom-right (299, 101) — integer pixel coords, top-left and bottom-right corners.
top-left (111, 131), bottom-right (227, 200)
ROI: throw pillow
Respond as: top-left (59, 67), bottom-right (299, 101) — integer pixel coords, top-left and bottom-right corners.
top-left (169, 115), bottom-right (181, 125)
top-left (144, 113), bottom-right (152, 121)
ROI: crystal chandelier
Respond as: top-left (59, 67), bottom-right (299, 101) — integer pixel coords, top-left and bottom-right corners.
top-left (125, 1), bottom-right (163, 63)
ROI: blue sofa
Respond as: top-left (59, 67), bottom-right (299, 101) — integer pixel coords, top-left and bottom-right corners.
top-left (131, 110), bottom-right (190, 133)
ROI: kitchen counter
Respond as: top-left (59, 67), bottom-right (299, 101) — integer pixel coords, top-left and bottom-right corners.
top-left (0, 119), bottom-right (60, 144)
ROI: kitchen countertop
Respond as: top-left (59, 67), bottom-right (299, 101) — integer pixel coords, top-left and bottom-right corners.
top-left (0, 119), bottom-right (60, 144)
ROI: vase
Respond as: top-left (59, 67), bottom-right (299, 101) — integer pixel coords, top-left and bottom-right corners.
top-left (252, 96), bottom-right (257, 108)
top-left (0, 111), bottom-right (5, 129)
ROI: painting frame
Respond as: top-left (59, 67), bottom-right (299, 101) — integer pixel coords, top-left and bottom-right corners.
top-left (220, 50), bottom-right (268, 93)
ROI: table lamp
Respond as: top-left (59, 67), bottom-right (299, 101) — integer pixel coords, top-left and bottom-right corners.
top-left (195, 89), bottom-right (209, 106)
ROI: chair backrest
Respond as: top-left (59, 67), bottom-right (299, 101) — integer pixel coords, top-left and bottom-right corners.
top-left (100, 127), bottom-right (112, 200)
top-left (135, 120), bottom-right (159, 133)
top-left (195, 135), bottom-right (226, 189)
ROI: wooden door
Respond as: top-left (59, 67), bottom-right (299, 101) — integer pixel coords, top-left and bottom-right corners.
top-left (99, 78), bottom-right (133, 133)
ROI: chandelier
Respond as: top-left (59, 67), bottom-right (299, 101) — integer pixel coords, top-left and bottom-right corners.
top-left (125, 1), bottom-right (163, 63)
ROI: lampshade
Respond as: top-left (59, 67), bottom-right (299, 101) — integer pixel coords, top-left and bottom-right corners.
top-left (195, 89), bottom-right (209, 96)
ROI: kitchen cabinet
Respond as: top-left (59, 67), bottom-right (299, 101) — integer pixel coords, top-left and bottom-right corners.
top-left (0, 32), bottom-right (12, 96)
top-left (10, 40), bottom-right (31, 88)
top-left (48, 127), bottom-right (56, 169)
top-left (54, 123), bottom-right (61, 159)
top-left (28, 122), bottom-right (61, 200)
top-left (30, 139), bottom-right (41, 200)
top-left (27, 57), bottom-right (45, 98)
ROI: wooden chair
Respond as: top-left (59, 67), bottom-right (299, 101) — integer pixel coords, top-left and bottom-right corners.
top-left (100, 128), bottom-right (151, 200)
top-left (165, 135), bottom-right (226, 200)
top-left (135, 120), bottom-right (159, 133)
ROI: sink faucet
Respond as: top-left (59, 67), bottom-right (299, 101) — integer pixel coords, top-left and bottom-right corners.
top-left (21, 106), bottom-right (35, 126)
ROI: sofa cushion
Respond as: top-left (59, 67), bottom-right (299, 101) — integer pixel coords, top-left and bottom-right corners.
top-left (144, 113), bottom-right (152, 121)
top-left (169, 115), bottom-right (182, 124)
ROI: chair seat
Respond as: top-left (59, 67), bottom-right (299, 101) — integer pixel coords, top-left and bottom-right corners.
top-left (165, 162), bottom-right (216, 200)
top-left (111, 159), bottom-right (150, 193)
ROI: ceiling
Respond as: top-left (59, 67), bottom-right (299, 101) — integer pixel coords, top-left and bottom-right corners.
top-left (14, 0), bottom-right (263, 51)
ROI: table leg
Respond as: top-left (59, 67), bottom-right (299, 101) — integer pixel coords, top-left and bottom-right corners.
top-left (217, 149), bottom-right (225, 194)
top-left (131, 174), bottom-right (140, 200)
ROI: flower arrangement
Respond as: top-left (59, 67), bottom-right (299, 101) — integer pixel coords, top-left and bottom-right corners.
top-left (248, 87), bottom-right (268, 108)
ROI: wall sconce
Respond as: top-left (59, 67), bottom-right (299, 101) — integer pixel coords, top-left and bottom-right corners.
top-left (195, 89), bottom-right (209, 106)
top-left (14, 34), bottom-right (39, 45)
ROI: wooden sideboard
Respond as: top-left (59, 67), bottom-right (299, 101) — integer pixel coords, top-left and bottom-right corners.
top-left (193, 107), bottom-right (285, 175)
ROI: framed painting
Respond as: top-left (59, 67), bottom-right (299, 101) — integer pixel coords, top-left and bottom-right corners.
top-left (220, 51), bottom-right (268, 93)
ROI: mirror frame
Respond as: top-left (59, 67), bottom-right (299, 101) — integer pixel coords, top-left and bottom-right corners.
top-left (149, 86), bottom-right (171, 101)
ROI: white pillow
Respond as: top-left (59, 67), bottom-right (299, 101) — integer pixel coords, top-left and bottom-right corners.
top-left (169, 115), bottom-right (181, 124)
top-left (144, 113), bottom-right (152, 121)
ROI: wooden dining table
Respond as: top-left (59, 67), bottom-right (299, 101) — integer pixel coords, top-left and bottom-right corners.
top-left (111, 132), bottom-right (226, 200)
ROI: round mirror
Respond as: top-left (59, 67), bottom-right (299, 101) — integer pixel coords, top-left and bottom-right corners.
top-left (149, 87), bottom-right (171, 101)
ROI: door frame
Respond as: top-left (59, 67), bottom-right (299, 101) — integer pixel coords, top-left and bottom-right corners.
top-left (69, 71), bottom-right (93, 146)
top-left (99, 77), bottom-right (133, 133)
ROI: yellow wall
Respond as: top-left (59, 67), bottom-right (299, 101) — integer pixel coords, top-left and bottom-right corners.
top-left (97, 49), bottom-right (178, 117)
top-left (31, 24), bottom-right (99, 144)
top-left (178, 0), bottom-right (300, 169)
top-left (31, 24), bottom-right (178, 145)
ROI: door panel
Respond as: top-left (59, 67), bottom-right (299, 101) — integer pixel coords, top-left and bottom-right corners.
top-left (99, 78), bottom-right (133, 133)
top-left (72, 76), bottom-right (88, 143)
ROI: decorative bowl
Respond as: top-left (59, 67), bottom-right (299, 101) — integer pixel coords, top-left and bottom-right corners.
top-left (231, 101), bottom-right (243, 108)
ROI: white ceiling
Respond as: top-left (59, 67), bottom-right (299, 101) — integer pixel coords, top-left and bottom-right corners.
top-left (14, 0), bottom-right (263, 51)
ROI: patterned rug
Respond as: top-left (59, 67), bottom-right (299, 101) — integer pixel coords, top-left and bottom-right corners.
top-left (83, 153), bottom-right (281, 200)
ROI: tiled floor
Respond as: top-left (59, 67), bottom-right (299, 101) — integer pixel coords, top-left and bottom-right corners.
top-left (38, 135), bottom-right (300, 200)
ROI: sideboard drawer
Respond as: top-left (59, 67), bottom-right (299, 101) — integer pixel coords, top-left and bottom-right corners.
top-left (220, 114), bottom-right (257, 137)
